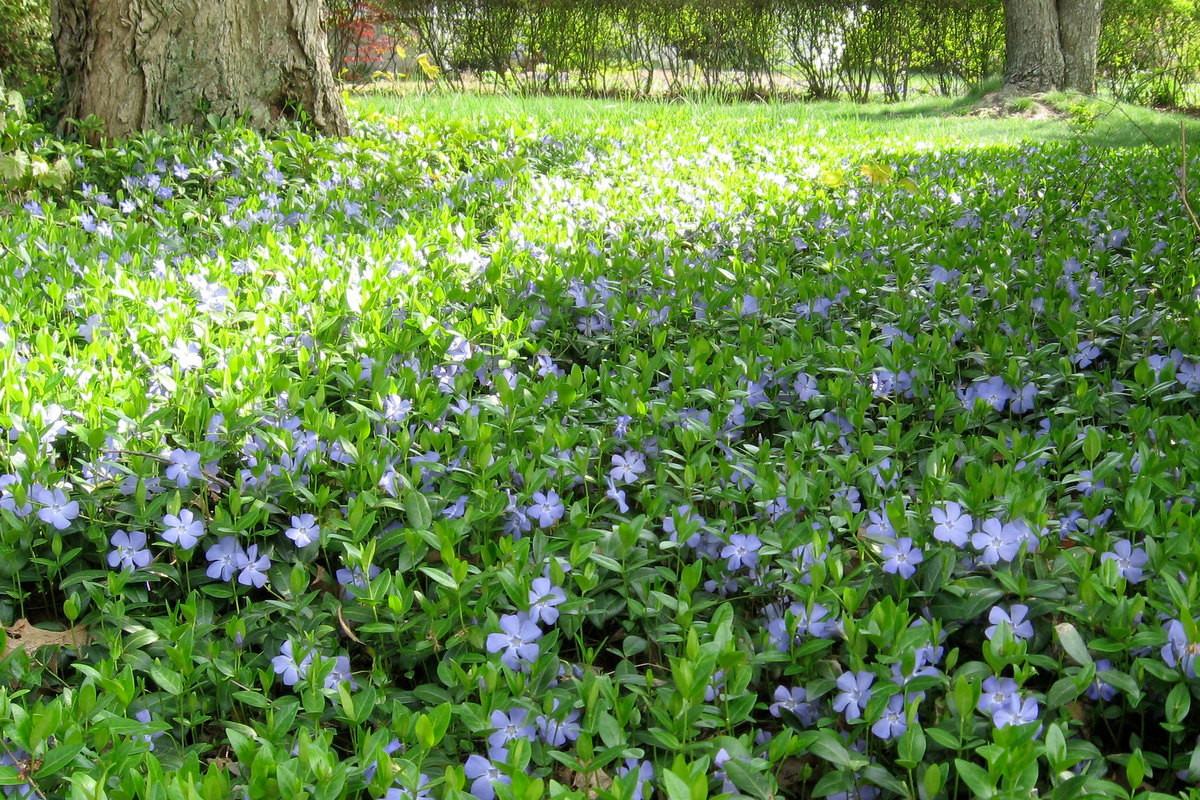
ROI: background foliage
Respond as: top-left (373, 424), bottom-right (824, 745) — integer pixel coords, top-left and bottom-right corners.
top-left (3, 0), bottom-right (1200, 105)
top-left (323, 0), bottom-right (1200, 104)
top-left (0, 0), bottom-right (53, 96)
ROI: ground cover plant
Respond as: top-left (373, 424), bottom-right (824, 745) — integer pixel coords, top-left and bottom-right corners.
top-left (1, 92), bottom-right (1200, 800)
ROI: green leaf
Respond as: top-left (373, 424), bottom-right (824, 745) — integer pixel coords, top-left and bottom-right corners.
top-left (1096, 668), bottom-right (1139, 702)
top-left (1044, 722), bottom-right (1067, 771)
top-left (724, 757), bottom-right (772, 800)
top-left (859, 764), bottom-right (908, 796)
top-left (1053, 622), bottom-right (1092, 666)
top-left (804, 730), bottom-right (867, 770)
top-left (149, 659), bottom-right (183, 695)
top-left (4, 90), bottom-right (26, 118)
top-left (896, 723), bottom-right (926, 768)
top-left (1046, 676), bottom-right (1082, 709)
top-left (1126, 748), bottom-right (1146, 791)
top-left (27, 156), bottom-right (49, 180)
top-left (233, 690), bottom-right (270, 708)
top-left (419, 565), bottom-right (458, 590)
top-left (1166, 682), bottom-right (1191, 725)
top-left (0, 151), bottom-right (30, 181)
top-left (662, 768), bottom-right (694, 800)
top-left (34, 742), bottom-right (83, 778)
top-left (595, 711), bottom-right (623, 749)
top-left (588, 552), bottom-right (623, 573)
top-left (276, 760), bottom-right (302, 799)
top-left (925, 727), bottom-right (960, 750)
top-left (954, 759), bottom-right (995, 800)
top-left (405, 489), bottom-right (432, 530)
top-left (1186, 738), bottom-right (1200, 783)
top-left (415, 714), bottom-right (434, 750)
top-left (921, 763), bottom-right (944, 798)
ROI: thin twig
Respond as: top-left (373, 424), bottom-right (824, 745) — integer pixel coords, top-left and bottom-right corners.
top-left (0, 739), bottom-right (49, 800)
top-left (101, 449), bottom-right (232, 490)
top-left (1179, 121), bottom-right (1200, 235)
top-left (1066, 96), bottom-right (1200, 240)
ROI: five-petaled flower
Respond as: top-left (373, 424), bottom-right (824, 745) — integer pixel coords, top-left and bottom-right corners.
top-left (536, 699), bottom-right (581, 747)
top-left (205, 536), bottom-right (242, 582)
top-left (464, 753), bottom-right (510, 800)
top-left (527, 490), bottom-right (565, 528)
top-left (486, 613), bottom-right (542, 670)
top-left (931, 501), bottom-right (972, 547)
top-left (972, 518), bottom-right (1021, 565)
top-left (616, 759), bottom-right (655, 800)
top-left (722, 533), bottom-right (762, 572)
top-left (161, 509), bottom-right (205, 549)
top-left (978, 676), bottom-right (1019, 715)
top-left (235, 543), bottom-right (271, 588)
top-left (871, 694), bottom-right (908, 740)
top-left (285, 513), bottom-right (320, 547)
top-left (832, 670), bottom-right (874, 721)
top-left (488, 708), bottom-right (536, 754)
top-left (108, 529), bottom-right (151, 571)
top-left (378, 774), bottom-right (431, 800)
top-left (769, 685), bottom-right (818, 726)
top-left (609, 449), bottom-right (647, 484)
top-left (1100, 539), bottom-right (1149, 583)
top-left (271, 640), bottom-right (314, 686)
top-left (605, 476), bottom-right (629, 513)
top-left (985, 604), bottom-right (1034, 641)
top-left (34, 486), bottom-right (79, 530)
top-left (993, 695), bottom-right (1040, 729)
top-left (165, 448), bottom-right (204, 487)
top-left (528, 577), bottom-right (566, 625)
top-left (323, 654), bottom-right (357, 690)
top-left (881, 537), bottom-right (923, 578)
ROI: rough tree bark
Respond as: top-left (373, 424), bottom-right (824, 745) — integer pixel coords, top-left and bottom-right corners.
top-left (1003, 0), bottom-right (1102, 93)
top-left (51, 0), bottom-right (350, 140)
top-left (1058, 0), bottom-right (1102, 93)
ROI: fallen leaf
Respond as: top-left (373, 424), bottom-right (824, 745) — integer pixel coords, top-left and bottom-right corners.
top-left (554, 764), bottom-right (612, 799)
top-left (4, 618), bottom-right (90, 658)
top-left (207, 755), bottom-right (241, 776)
top-left (860, 163), bottom-right (895, 184)
top-left (777, 755), bottom-right (811, 788)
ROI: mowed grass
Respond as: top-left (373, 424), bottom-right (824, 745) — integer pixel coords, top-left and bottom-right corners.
top-left (356, 89), bottom-right (1200, 151)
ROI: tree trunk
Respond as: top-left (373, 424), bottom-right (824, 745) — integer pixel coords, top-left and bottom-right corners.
top-left (1003, 0), bottom-right (1102, 93)
top-left (1058, 0), bottom-right (1102, 94)
top-left (1003, 0), bottom-right (1064, 91)
top-left (51, 0), bottom-right (350, 140)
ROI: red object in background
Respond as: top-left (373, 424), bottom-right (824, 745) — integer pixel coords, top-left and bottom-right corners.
top-left (332, 2), bottom-right (398, 73)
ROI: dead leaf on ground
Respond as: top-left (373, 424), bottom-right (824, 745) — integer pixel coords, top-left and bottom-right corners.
top-left (554, 764), bottom-right (612, 799)
top-left (207, 755), bottom-right (241, 776)
top-left (3, 618), bottom-right (91, 658)
top-left (777, 755), bottom-right (811, 788)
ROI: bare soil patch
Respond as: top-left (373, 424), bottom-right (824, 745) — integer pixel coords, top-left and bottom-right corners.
top-left (970, 88), bottom-right (1069, 120)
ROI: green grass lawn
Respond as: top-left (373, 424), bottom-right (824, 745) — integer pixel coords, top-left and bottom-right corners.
top-left (356, 89), bottom-right (1200, 151)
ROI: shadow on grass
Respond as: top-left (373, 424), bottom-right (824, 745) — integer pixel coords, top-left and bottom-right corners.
top-left (806, 92), bottom-right (1200, 151)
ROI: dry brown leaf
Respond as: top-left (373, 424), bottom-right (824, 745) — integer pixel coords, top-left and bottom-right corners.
top-left (4, 618), bottom-right (90, 658)
top-left (207, 755), bottom-right (240, 776)
top-left (554, 764), bottom-right (612, 799)
top-left (777, 755), bottom-right (810, 789)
